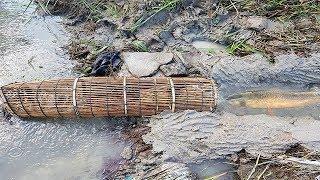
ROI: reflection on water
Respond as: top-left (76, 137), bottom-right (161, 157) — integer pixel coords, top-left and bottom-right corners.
top-left (0, 117), bottom-right (126, 179)
top-left (188, 159), bottom-right (238, 180)
top-left (0, 0), bottom-right (74, 86)
top-left (0, 0), bottom-right (126, 179)
top-left (222, 88), bottom-right (320, 119)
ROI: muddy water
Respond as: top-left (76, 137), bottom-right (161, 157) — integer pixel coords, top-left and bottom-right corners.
top-left (0, 0), bottom-right (126, 179)
top-left (188, 159), bottom-right (236, 180)
top-left (211, 53), bottom-right (320, 119)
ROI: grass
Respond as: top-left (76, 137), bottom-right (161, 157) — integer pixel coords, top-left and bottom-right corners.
top-left (226, 40), bottom-right (257, 56)
top-left (76, 0), bottom-right (125, 21)
top-left (225, 0), bottom-right (320, 21)
top-left (104, 3), bottom-right (122, 18)
top-left (130, 0), bottom-right (181, 32)
top-left (217, 0), bottom-right (319, 57)
top-left (197, 47), bottom-right (217, 55)
top-left (32, 0), bottom-right (318, 59)
top-left (131, 40), bottom-right (149, 52)
top-left (35, 0), bottom-right (52, 15)
top-left (76, 0), bottom-right (105, 21)
top-left (33, 0), bottom-right (124, 21)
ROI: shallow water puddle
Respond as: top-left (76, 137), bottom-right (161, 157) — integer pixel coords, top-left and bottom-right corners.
top-left (0, 0), bottom-right (74, 85)
top-left (0, 0), bottom-right (126, 179)
top-left (221, 87), bottom-right (320, 120)
top-left (188, 159), bottom-right (238, 180)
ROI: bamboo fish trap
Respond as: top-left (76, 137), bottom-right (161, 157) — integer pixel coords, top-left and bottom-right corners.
top-left (0, 77), bottom-right (217, 118)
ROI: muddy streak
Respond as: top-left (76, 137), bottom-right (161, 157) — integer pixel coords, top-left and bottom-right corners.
top-left (0, 0), bottom-right (127, 179)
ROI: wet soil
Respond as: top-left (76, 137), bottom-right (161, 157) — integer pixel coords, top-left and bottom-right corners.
top-left (6, 0), bottom-right (320, 179)
top-left (0, 0), bottom-right (128, 179)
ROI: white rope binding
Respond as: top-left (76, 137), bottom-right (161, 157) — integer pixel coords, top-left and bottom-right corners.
top-left (123, 77), bottom-right (127, 115)
top-left (211, 80), bottom-right (217, 111)
top-left (169, 78), bottom-right (176, 113)
top-left (154, 78), bottom-right (159, 113)
top-left (72, 78), bottom-right (80, 117)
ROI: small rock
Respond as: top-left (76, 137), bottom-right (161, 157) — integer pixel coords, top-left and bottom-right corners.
top-left (245, 16), bottom-right (269, 31)
top-left (229, 154), bottom-right (239, 162)
top-left (122, 52), bottom-right (173, 77)
top-left (158, 30), bottom-right (175, 44)
top-left (239, 157), bottom-right (251, 164)
top-left (192, 40), bottom-right (228, 56)
top-left (231, 29), bottom-right (254, 41)
top-left (64, 15), bottom-right (85, 26)
top-left (148, 38), bottom-right (165, 52)
top-left (160, 62), bottom-right (188, 77)
top-left (94, 27), bottom-right (116, 45)
top-left (134, 158), bottom-right (141, 163)
top-left (121, 146), bottom-right (133, 160)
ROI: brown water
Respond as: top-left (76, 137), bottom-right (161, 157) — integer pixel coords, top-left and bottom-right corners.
top-left (0, 0), bottom-right (127, 179)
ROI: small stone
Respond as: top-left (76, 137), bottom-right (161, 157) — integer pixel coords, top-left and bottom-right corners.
top-left (160, 62), bottom-right (188, 77)
top-left (246, 16), bottom-right (269, 31)
top-left (230, 154), bottom-right (239, 162)
top-left (121, 146), bottom-right (133, 160)
top-left (158, 30), bottom-right (175, 44)
top-left (239, 157), bottom-right (251, 164)
top-left (192, 40), bottom-right (228, 56)
top-left (122, 52), bottom-right (173, 77)
top-left (134, 158), bottom-right (141, 163)
top-left (232, 29), bottom-right (254, 41)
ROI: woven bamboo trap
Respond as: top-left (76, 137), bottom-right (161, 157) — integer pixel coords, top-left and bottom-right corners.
top-left (0, 77), bottom-right (217, 118)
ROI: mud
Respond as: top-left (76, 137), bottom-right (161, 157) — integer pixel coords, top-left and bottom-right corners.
top-left (7, 0), bottom-right (320, 179)
top-left (143, 110), bottom-right (320, 161)
top-left (0, 0), bottom-right (128, 179)
top-left (211, 53), bottom-right (320, 97)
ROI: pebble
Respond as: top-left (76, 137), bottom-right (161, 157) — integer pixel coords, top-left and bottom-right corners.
top-left (122, 52), bottom-right (173, 77)
top-left (160, 62), bottom-right (188, 77)
top-left (245, 16), bottom-right (270, 31)
top-left (121, 146), bottom-right (133, 160)
top-left (192, 40), bottom-right (228, 56)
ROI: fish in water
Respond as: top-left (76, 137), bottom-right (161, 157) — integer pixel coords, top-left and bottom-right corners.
top-left (227, 89), bottom-right (320, 113)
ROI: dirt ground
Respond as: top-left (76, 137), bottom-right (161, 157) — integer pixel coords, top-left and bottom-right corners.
top-left (34, 0), bottom-right (320, 179)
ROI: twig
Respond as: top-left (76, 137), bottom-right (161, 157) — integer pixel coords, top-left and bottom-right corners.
top-left (246, 154), bottom-right (261, 180)
top-left (257, 164), bottom-right (270, 180)
top-left (23, 0), bottom-right (34, 14)
top-left (27, 56), bottom-right (36, 70)
top-left (205, 172), bottom-right (228, 180)
top-left (229, 0), bottom-right (239, 18)
top-left (277, 156), bottom-right (320, 167)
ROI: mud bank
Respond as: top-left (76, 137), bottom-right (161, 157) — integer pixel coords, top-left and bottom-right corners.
top-left (144, 111), bottom-right (317, 161)
top-left (111, 53), bottom-right (320, 179)
top-left (211, 53), bottom-right (320, 97)
top-left (42, 0), bottom-right (319, 75)
top-left (28, 0), bottom-right (320, 179)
